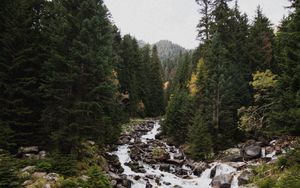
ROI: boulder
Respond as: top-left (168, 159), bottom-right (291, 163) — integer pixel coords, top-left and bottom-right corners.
top-left (44, 184), bottom-right (51, 188)
top-left (242, 146), bottom-right (261, 159)
top-left (225, 162), bottom-right (246, 170)
top-left (221, 148), bottom-right (243, 162)
top-left (173, 153), bottom-right (184, 160)
top-left (32, 172), bottom-right (47, 179)
top-left (21, 166), bottom-right (36, 173)
top-left (238, 170), bottom-right (254, 185)
top-left (159, 164), bottom-right (170, 172)
top-left (210, 174), bottom-right (233, 188)
top-left (167, 159), bottom-right (184, 165)
top-left (192, 162), bottom-right (208, 176)
top-left (44, 173), bottom-right (60, 181)
top-left (38, 151), bottom-right (47, 159)
top-left (109, 172), bottom-right (122, 181)
top-left (18, 146), bottom-right (39, 155)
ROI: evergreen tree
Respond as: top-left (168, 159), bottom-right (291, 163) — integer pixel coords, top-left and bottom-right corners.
top-left (146, 46), bottom-right (165, 116)
top-left (0, 0), bottom-right (45, 151)
top-left (118, 35), bottom-right (142, 116)
top-left (248, 6), bottom-right (275, 72)
top-left (269, 1), bottom-right (300, 135)
top-left (188, 111), bottom-right (213, 160)
top-left (196, 0), bottom-right (213, 42)
top-left (41, 0), bottom-right (119, 154)
top-left (163, 90), bottom-right (193, 145)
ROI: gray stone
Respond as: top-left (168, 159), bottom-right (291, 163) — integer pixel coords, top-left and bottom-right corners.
top-left (242, 146), bottom-right (261, 159)
top-left (211, 174), bottom-right (233, 188)
top-left (18, 146), bottom-right (39, 154)
top-left (44, 173), bottom-right (60, 181)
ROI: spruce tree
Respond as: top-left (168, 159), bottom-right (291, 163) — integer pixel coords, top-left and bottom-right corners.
top-left (248, 6), bottom-right (275, 72)
top-left (188, 111), bottom-right (213, 160)
top-left (269, 1), bottom-right (300, 135)
top-left (41, 0), bottom-right (119, 154)
top-left (0, 0), bottom-right (45, 151)
top-left (147, 45), bottom-right (165, 116)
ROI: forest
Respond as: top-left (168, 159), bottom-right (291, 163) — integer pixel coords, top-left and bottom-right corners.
top-left (0, 0), bottom-right (299, 188)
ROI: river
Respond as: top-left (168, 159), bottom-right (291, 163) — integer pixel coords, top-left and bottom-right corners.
top-left (111, 120), bottom-right (241, 188)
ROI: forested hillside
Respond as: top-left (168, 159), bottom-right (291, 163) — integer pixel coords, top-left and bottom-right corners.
top-left (0, 0), bottom-right (164, 187)
top-left (0, 0), bottom-right (299, 187)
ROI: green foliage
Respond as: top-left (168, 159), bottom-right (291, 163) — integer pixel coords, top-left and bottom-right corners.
top-left (36, 161), bottom-right (53, 173)
top-left (188, 111), bottom-right (213, 160)
top-left (82, 166), bottom-right (111, 188)
top-left (253, 141), bottom-right (300, 188)
top-left (0, 153), bottom-right (21, 188)
top-left (238, 70), bottom-right (278, 136)
top-left (163, 90), bottom-right (193, 145)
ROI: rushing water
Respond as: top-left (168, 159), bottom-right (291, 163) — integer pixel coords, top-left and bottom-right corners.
top-left (113, 121), bottom-right (239, 188)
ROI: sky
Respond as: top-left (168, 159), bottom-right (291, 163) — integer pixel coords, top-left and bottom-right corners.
top-left (103, 0), bottom-right (290, 49)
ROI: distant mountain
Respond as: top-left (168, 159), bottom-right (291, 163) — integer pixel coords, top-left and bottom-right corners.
top-left (154, 40), bottom-right (186, 62)
top-left (137, 39), bottom-right (188, 81)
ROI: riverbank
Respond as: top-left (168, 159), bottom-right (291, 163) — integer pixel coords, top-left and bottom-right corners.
top-left (106, 119), bottom-right (299, 188)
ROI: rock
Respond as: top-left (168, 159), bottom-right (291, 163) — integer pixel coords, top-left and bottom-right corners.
top-left (221, 148), bottom-right (243, 162)
top-left (225, 162), bottom-right (246, 170)
top-left (109, 172), bottom-right (122, 181)
top-left (21, 166), bottom-right (36, 173)
top-left (192, 162), bottom-right (208, 176)
top-left (22, 180), bottom-right (33, 186)
top-left (210, 166), bottom-right (217, 178)
top-left (175, 168), bottom-right (188, 176)
top-left (167, 159), bottom-right (184, 165)
top-left (159, 164), bottom-right (170, 172)
top-left (145, 174), bottom-right (155, 179)
top-left (32, 172), bottom-right (47, 179)
top-left (18, 146), bottom-right (39, 155)
top-left (44, 173), bottom-right (60, 181)
top-left (155, 132), bottom-right (163, 140)
top-left (38, 151), bottom-right (47, 159)
top-left (146, 182), bottom-right (152, 188)
top-left (238, 170), bottom-right (254, 185)
top-left (122, 179), bottom-right (132, 187)
top-left (173, 153), bottom-right (184, 160)
top-left (211, 174), bottom-right (233, 188)
top-left (111, 180), bottom-right (117, 187)
top-left (80, 175), bottom-right (90, 182)
top-left (163, 182), bottom-right (171, 185)
top-left (134, 175), bottom-right (141, 180)
top-left (242, 145), bottom-right (261, 159)
top-left (44, 184), bottom-right (51, 188)
top-left (173, 185), bottom-right (183, 188)
top-left (87, 140), bottom-right (95, 146)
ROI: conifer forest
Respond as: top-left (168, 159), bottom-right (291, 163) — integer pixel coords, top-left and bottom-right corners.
top-left (0, 0), bottom-right (299, 187)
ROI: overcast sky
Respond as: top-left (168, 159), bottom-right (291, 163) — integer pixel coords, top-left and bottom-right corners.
top-left (103, 0), bottom-right (290, 49)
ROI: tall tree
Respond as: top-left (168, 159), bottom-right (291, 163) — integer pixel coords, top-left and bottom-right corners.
top-left (41, 0), bottom-right (120, 154)
top-left (269, 0), bottom-right (300, 135)
top-left (0, 0), bottom-right (45, 151)
top-left (196, 0), bottom-right (213, 42)
top-left (248, 6), bottom-right (275, 72)
top-left (146, 46), bottom-right (165, 116)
